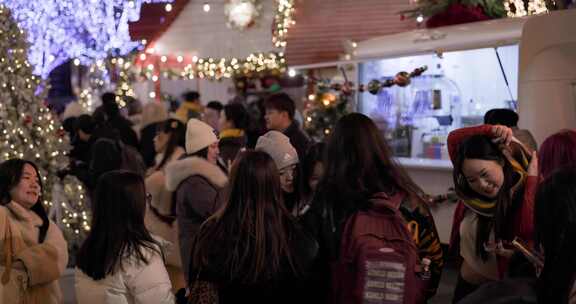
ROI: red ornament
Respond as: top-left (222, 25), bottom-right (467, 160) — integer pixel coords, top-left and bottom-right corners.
top-left (394, 72), bottom-right (411, 87)
top-left (425, 3), bottom-right (490, 28)
top-left (57, 129), bottom-right (66, 138)
top-left (24, 115), bottom-right (32, 124)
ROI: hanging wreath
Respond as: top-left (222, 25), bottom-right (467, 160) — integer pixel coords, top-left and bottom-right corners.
top-left (224, 0), bottom-right (262, 30)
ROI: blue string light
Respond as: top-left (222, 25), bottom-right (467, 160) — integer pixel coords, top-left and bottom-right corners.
top-left (2, 0), bottom-right (173, 78)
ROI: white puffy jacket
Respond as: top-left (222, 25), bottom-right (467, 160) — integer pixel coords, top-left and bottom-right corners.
top-left (74, 244), bottom-right (175, 304)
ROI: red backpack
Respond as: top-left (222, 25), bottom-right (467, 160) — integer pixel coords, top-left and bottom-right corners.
top-left (332, 192), bottom-right (427, 304)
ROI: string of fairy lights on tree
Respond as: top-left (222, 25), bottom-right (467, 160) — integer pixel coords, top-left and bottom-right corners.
top-left (272, 0), bottom-right (296, 48)
top-left (0, 5), bottom-right (90, 247)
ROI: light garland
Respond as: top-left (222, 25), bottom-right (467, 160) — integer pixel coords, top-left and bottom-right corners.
top-left (0, 5), bottom-right (89, 246)
top-left (136, 52), bottom-right (287, 81)
top-left (2, 0), bottom-right (173, 78)
top-left (272, 0), bottom-right (296, 48)
top-left (504, 0), bottom-right (548, 17)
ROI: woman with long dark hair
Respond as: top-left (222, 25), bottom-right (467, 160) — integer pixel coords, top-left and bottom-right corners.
top-left (301, 142), bottom-right (325, 204)
top-left (144, 118), bottom-right (186, 292)
top-left (151, 118), bottom-right (186, 173)
top-left (75, 170), bottom-right (174, 304)
top-left (303, 113), bottom-right (443, 303)
top-left (447, 124), bottom-right (538, 302)
top-left (535, 169), bottom-right (576, 303)
top-left (538, 129), bottom-right (576, 181)
top-left (0, 159), bottom-right (68, 304)
top-left (190, 150), bottom-right (318, 303)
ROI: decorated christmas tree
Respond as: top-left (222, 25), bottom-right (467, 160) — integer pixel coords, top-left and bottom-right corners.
top-left (0, 5), bottom-right (89, 249)
top-left (303, 80), bottom-right (351, 141)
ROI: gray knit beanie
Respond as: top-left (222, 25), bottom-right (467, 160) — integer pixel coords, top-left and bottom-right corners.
top-left (255, 131), bottom-right (299, 170)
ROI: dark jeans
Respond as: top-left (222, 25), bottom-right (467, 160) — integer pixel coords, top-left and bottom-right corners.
top-left (452, 274), bottom-right (480, 303)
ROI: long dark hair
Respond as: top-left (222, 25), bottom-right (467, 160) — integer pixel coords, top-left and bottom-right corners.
top-left (155, 118), bottom-right (185, 171)
top-left (302, 142), bottom-right (325, 200)
top-left (452, 135), bottom-right (522, 260)
top-left (0, 159), bottom-right (49, 243)
top-left (76, 170), bottom-right (162, 280)
top-left (316, 113), bottom-right (424, 214)
top-left (539, 130), bottom-right (576, 181)
top-left (535, 169), bottom-right (576, 304)
top-left (191, 151), bottom-right (298, 283)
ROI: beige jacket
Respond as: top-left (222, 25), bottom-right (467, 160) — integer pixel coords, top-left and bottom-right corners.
top-left (0, 202), bottom-right (68, 304)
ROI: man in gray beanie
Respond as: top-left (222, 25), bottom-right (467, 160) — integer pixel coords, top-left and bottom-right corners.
top-left (256, 131), bottom-right (301, 212)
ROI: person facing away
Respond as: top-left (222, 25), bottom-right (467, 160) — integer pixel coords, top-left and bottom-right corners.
top-left (256, 131), bottom-right (305, 216)
top-left (302, 113), bottom-right (444, 303)
top-left (263, 92), bottom-right (311, 161)
top-left (175, 90), bottom-right (203, 124)
top-left (538, 129), bottom-right (576, 181)
top-left (218, 102), bottom-right (249, 166)
top-left (164, 118), bottom-right (228, 283)
top-left (189, 150), bottom-right (319, 304)
top-left (447, 124), bottom-right (538, 303)
top-left (534, 169), bottom-right (576, 304)
top-left (75, 170), bottom-right (174, 304)
top-left (98, 92), bottom-right (140, 149)
top-left (0, 159), bottom-right (68, 304)
top-left (484, 108), bottom-right (538, 151)
top-left (203, 100), bottom-right (223, 132)
top-left (301, 142), bottom-right (325, 205)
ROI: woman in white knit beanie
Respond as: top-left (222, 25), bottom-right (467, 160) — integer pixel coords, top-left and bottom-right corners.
top-left (163, 119), bottom-right (228, 284)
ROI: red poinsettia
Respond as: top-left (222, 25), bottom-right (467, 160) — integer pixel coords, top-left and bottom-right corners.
top-left (426, 3), bottom-right (490, 28)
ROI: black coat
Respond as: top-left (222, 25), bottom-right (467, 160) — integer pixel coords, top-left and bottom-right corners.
top-left (218, 135), bottom-right (246, 166)
top-left (192, 224), bottom-right (320, 304)
top-left (283, 121), bottom-right (311, 161)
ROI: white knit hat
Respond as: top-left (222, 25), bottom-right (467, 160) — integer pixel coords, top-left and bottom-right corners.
top-left (185, 119), bottom-right (218, 154)
top-left (255, 131), bottom-right (299, 170)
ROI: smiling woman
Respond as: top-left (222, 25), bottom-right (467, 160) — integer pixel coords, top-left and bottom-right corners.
top-left (448, 124), bottom-right (538, 302)
top-left (0, 158), bottom-right (68, 304)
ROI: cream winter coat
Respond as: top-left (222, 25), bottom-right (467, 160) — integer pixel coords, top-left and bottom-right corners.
top-left (144, 147), bottom-right (186, 291)
top-left (75, 244), bottom-right (175, 304)
top-left (0, 202), bottom-right (68, 304)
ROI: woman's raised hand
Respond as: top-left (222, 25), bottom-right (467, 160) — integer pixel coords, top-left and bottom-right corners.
top-left (490, 125), bottom-right (513, 146)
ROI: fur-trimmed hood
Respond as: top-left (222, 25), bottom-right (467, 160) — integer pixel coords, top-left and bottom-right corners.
top-left (165, 156), bottom-right (228, 191)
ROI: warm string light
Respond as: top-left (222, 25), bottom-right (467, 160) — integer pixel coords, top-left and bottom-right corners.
top-left (136, 52), bottom-right (288, 80)
top-left (0, 5), bottom-right (90, 245)
top-left (272, 0), bottom-right (295, 48)
top-left (504, 0), bottom-right (548, 17)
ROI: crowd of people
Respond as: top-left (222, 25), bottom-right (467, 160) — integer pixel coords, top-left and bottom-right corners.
top-left (1, 90), bottom-right (576, 304)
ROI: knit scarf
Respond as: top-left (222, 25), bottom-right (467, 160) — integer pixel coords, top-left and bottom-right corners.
top-left (462, 142), bottom-right (531, 217)
top-left (219, 128), bottom-right (244, 139)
